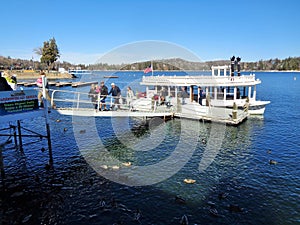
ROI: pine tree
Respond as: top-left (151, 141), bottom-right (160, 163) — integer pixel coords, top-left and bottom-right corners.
top-left (40, 37), bottom-right (60, 71)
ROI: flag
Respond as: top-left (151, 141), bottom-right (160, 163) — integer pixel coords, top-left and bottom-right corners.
top-left (143, 64), bottom-right (152, 74)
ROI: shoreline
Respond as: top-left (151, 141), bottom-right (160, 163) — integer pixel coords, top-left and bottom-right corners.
top-left (11, 71), bottom-right (74, 80)
top-left (5, 69), bottom-right (300, 80)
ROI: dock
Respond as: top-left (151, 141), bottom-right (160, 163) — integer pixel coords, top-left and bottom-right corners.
top-left (104, 75), bottom-right (119, 78)
top-left (71, 81), bottom-right (98, 88)
top-left (55, 81), bottom-right (73, 87)
top-left (56, 107), bottom-right (247, 125)
top-left (17, 81), bottom-right (98, 88)
top-left (56, 108), bottom-right (174, 120)
top-left (50, 89), bottom-right (249, 126)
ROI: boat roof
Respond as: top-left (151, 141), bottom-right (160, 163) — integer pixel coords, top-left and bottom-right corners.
top-left (140, 75), bottom-right (261, 87)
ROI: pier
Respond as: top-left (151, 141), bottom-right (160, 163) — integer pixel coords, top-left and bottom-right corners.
top-left (17, 81), bottom-right (98, 88)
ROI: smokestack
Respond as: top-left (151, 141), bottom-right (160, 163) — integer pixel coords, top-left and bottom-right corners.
top-left (237, 57), bottom-right (241, 76)
top-left (230, 56), bottom-right (235, 77)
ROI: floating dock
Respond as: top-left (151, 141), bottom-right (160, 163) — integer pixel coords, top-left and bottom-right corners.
top-left (56, 108), bottom-right (174, 119)
top-left (17, 81), bottom-right (98, 88)
top-left (50, 89), bottom-right (249, 126)
top-left (56, 107), bottom-right (247, 125)
top-left (55, 82), bottom-right (73, 87)
top-left (71, 81), bottom-right (98, 88)
top-left (104, 75), bottom-right (119, 78)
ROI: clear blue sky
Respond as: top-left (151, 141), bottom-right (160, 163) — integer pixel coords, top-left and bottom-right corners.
top-left (1, 0), bottom-right (300, 64)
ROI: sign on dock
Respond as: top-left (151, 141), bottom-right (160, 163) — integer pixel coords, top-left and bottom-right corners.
top-left (0, 90), bottom-right (39, 116)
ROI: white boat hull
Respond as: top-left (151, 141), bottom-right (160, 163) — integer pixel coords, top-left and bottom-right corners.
top-left (209, 99), bottom-right (270, 115)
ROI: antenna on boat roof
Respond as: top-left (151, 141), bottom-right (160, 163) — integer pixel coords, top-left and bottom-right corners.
top-left (230, 56), bottom-right (235, 77)
top-left (236, 57), bottom-right (241, 76)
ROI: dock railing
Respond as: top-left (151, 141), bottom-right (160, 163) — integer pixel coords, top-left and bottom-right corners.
top-left (50, 89), bottom-right (175, 114)
top-left (49, 89), bottom-right (248, 124)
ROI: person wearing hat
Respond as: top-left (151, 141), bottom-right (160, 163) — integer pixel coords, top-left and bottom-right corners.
top-left (108, 82), bottom-right (121, 110)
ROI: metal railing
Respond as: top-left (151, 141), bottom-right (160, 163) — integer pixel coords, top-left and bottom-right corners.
top-left (50, 89), bottom-right (175, 113)
top-left (48, 89), bottom-right (248, 122)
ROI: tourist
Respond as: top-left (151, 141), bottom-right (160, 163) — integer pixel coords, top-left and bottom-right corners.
top-left (36, 71), bottom-right (56, 108)
top-left (166, 93), bottom-right (173, 108)
top-left (88, 84), bottom-right (99, 110)
top-left (108, 83), bottom-right (121, 110)
top-left (180, 86), bottom-right (188, 104)
top-left (3, 71), bottom-right (17, 90)
top-left (0, 71), bottom-right (13, 91)
top-left (237, 88), bottom-right (241, 99)
top-left (99, 81), bottom-right (108, 111)
top-left (159, 87), bottom-right (168, 99)
top-left (126, 86), bottom-right (134, 109)
top-left (198, 87), bottom-right (203, 105)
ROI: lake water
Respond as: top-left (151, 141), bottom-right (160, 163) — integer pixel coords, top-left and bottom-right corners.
top-left (0, 71), bottom-right (299, 225)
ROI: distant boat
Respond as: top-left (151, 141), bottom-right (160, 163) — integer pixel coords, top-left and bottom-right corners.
top-left (104, 75), bottom-right (119, 78)
top-left (68, 69), bottom-right (92, 77)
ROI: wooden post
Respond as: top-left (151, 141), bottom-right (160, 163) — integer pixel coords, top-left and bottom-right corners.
top-left (13, 125), bottom-right (18, 150)
top-left (42, 76), bottom-right (53, 167)
top-left (46, 123), bottom-right (53, 166)
top-left (0, 146), bottom-right (5, 179)
top-left (232, 102), bottom-right (238, 120)
top-left (17, 120), bottom-right (23, 153)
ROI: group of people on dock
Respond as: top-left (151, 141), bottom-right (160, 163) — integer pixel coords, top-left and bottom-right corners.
top-left (88, 82), bottom-right (134, 111)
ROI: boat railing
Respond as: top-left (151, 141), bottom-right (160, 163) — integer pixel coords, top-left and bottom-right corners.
top-left (141, 74), bottom-right (257, 86)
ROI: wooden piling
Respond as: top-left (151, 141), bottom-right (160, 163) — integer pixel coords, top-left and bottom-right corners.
top-left (0, 146), bottom-right (5, 179)
top-left (17, 120), bottom-right (23, 153)
top-left (46, 123), bottom-right (53, 166)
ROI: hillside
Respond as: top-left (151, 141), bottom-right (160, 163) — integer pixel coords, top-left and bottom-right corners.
top-left (90, 57), bottom-right (300, 71)
top-left (1, 55), bottom-right (300, 71)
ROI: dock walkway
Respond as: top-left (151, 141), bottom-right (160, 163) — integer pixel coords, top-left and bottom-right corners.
top-left (17, 81), bottom-right (98, 88)
top-left (51, 89), bottom-right (248, 125)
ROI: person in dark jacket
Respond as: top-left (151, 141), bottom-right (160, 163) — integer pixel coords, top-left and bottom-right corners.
top-left (0, 72), bottom-right (13, 91)
top-left (198, 87), bottom-right (203, 105)
top-left (108, 83), bottom-right (121, 110)
top-left (99, 81), bottom-right (108, 111)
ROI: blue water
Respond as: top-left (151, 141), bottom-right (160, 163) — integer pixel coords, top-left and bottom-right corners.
top-left (1, 71), bottom-right (299, 225)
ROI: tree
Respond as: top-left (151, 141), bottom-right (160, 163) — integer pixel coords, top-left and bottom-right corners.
top-left (40, 37), bottom-right (60, 71)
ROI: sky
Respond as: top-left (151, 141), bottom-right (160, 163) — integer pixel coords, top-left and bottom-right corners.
top-left (1, 0), bottom-right (300, 65)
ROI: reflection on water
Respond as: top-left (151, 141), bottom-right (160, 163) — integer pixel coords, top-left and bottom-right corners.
top-left (73, 115), bottom-right (259, 198)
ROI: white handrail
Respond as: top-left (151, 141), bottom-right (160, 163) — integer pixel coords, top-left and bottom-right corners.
top-left (50, 89), bottom-right (175, 114)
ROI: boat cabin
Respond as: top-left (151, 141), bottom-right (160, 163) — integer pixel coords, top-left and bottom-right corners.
top-left (140, 65), bottom-right (269, 114)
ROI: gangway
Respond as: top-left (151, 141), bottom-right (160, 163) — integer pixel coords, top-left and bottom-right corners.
top-left (50, 89), bottom-right (248, 125)
top-left (51, 89), bottom-right (175, 120)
